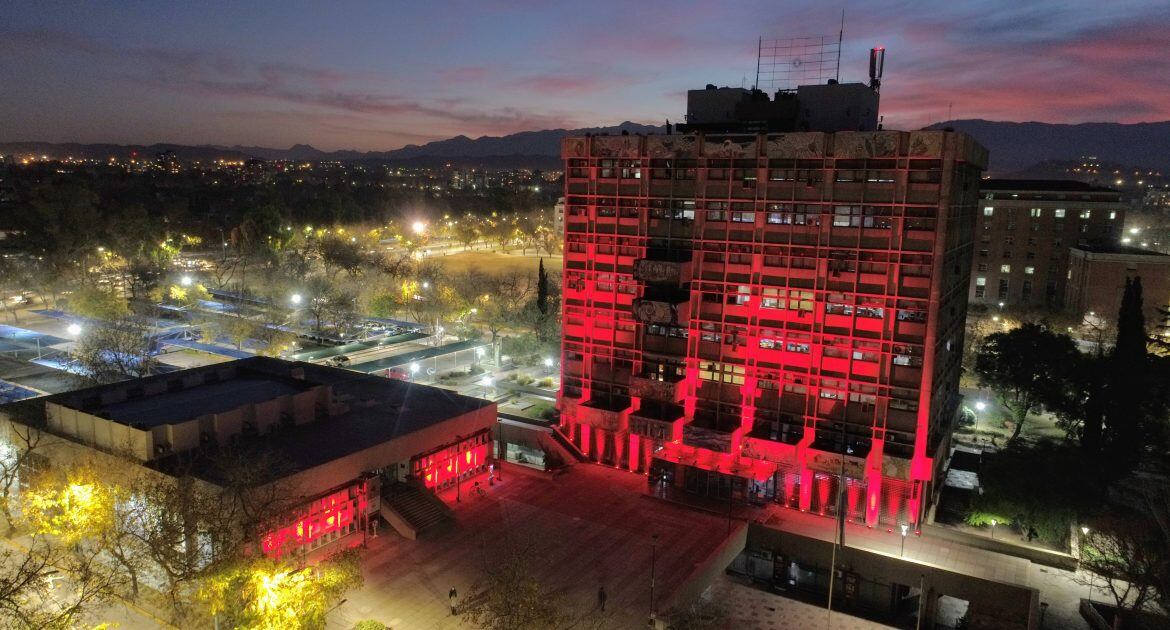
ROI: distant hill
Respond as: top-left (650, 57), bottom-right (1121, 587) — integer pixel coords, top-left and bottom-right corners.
top-left (0, 121), bottom-right (662, 168)
top-left (925, 119), bottom-right (1170, 175)
top-left (9, 119), bottom-right (1165, 175)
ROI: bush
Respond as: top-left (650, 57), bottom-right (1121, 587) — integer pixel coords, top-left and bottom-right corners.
top-left (537, 377), bottom-right (554, 388)
top-left (516, 374), bottom-right (534, 386)
top-left (353, 622), bottom-right (388, 630)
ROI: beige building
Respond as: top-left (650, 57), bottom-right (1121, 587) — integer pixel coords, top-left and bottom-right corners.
top-left (1066, 244), bottom-right (1170, 324)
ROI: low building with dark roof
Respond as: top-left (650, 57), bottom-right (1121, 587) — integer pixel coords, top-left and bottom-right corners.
top-left (4, 357), bottom-right (497, 558)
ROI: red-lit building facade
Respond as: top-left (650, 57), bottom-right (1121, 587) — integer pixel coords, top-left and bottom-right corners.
top-left (558, 130), bottom-right (987, 526)
top-left (3, 358), bottom-right (496, 560)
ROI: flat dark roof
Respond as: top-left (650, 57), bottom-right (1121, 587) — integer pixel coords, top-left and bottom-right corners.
top-left (1072, 243), bottom-right (1170, 257)
top-left (981, 178), bottom-right (1119, 193)
top-left (100, 377), bottom-right (309, 428)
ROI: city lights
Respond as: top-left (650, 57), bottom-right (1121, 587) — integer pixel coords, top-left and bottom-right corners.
top-left (66, 323), bottom-right (83, 336)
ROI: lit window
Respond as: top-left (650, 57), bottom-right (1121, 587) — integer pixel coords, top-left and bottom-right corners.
top-left (1054, 208), bottom-right (1066, 218)
top-left (1030, 208), bottom-right (1042, 218)
top-left (1000, 264), bottom-right (1011, 273)
top-left (1109, 211), bottom-right (1117, 220)
top-left (1080, 209), bottom-right (1091, 219)
top-left (1024, 266), bottom-right (1035, 275)
top-left (983, 207), bottom-right (994, 216)
top-left (975, 277), bottom-right (987, 286)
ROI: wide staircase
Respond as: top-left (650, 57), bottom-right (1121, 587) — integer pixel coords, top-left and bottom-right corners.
top-left (380, 481), bottom-right (452, 540)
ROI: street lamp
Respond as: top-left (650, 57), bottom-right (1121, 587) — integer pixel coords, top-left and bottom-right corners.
top-left (412, 220), bottom-right (427, 235)
top-left (67, 323), bottom-right (83, 336)
top-left (900, 524), bottom-right (910, 557)
top-left (974, 401), bottom-right (986, 431)
top-left (290, 293), bottom-right (303, 306)
top-left (990, 519), bottom-right (997, 539)
top-left (180, 275), bottom-right (193, 287)
top-left (409, 363), bottom-right (420, 379)
top-left (544, 357), bottom-right (554, 374)
top-left (481, 376), bottom-right (494, 398)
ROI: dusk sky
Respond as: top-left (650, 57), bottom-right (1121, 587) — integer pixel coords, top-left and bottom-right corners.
top-left (2, 0), bottom-right (1168, 151)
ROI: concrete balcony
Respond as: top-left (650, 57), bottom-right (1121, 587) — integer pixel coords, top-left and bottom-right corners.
top-left (633, 256), bottom-right (692, 286)
top-left (628, 372), bottom-right (685, 402)
top-left (682, 410), bottom-right (741, 454)
top-left (632, 294), bottom-right (690, 326)
top-left (574, 396), bottom-right (631, 432)
top-left (629, 400), bottom-right (684, 442)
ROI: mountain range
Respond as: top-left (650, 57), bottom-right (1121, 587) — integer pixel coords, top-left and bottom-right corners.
top-left (3, 120), bottom-right (1168, 174)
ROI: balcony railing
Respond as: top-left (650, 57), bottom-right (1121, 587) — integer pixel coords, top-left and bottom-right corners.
top-left (632, 296), bottom-right (690, 326)
top-left (629, 372), bottom-right (685, 402)
top-left (574, 396), bottom-right (631, 431)
top-left (633, 257), bottom-right (692, 286)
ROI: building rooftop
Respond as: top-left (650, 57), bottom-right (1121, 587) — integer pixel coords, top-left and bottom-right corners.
top-left (17, 357), bottom-right (492, 483)
top-left (1071, 243), bottom-right (1170, 257)
top-left (980, 178), bottom-right (1119, 193)
top-left (100, 376), bottom-right (310, 428)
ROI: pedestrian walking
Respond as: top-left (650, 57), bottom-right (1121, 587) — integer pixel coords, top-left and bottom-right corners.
top-left (449, 586), bottom-right (458, 615)
top-left (597, 585), bottom-right (607, 611)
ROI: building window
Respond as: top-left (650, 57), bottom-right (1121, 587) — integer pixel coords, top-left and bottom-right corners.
top-left (1022, 280), bottom-right (1033, 301)
top-left (998, 278), bottom-right (1009, 299)
top-left (979, 249), bottom-right (989, 257)
top-left (975, 277), bottom-right (986, 298)
top-left (1030, 208), bottom-right (1042, 218)
top-left (983, 207), bottom-right (994, 216)
top-left (976, 263), bottom-right (988, 272)
top-left (731, 211), bottom-right (755, 223)
top-left (1054, 208), bottom-right (1066, 218)
top-left (1109, 211), bottom-right (1117, 220)
top-left (1080, 209), bottom-right (1092, 219)
top-left (1024, 266), bottom-right (1035, 275)
top-left (1001, 264), bottom-right (1011, 273)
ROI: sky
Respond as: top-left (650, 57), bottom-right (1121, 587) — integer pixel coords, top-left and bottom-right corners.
top-left (1, 0), bottom-right (1168, 151)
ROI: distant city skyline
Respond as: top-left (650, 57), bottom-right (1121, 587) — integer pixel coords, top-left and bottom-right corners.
top-left (2, 0), bottom-right (1168, 151)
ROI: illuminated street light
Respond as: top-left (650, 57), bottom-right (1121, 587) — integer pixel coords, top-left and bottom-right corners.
top-left (900, 523), bottom-right (910, 557)
top-left (180, 275), bottom-right (193, 287)
top-left (975, 401), bottom-right (987, 411)
top-left (290, 293), bottom-right (303, 305)
top-left (409, 362), bottom-right (419, 375)
top-left (412, 220), bottom-right (427, 235)
top-left (422, 282), bottom-right (430, 289)
top-left (1130, 227), bottom-right (1140, 235)
top-left (67, 323), bottom-right (83, 336)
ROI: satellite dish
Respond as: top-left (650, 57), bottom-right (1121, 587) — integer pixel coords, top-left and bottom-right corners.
top-left (427, 368), bottom-right (436, 375)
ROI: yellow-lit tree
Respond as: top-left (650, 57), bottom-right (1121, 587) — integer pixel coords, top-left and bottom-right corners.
top-left (21, 462), bottom-right (120, 545)
top-left (199, 548), bottom-right (363, 630)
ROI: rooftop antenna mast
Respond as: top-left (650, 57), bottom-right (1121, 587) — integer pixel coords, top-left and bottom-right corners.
top-left (754, 37), bottom-right (762, 90)
top-left (836, 10), bottom-right (845, 82)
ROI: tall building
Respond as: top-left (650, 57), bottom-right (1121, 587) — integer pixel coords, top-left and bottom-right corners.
top-left (969, 180), bottom-right (1125, 309)
top-left (558, 128), bottom-right (987, 527)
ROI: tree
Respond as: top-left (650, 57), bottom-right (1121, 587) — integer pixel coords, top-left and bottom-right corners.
top-left (974, 323), bottom-right (1080, 443)
top-left (536, 258), bottom-right (549, 316)
top-left (0, 414), bottom-right (44, 535)
top-left (68, 286), bottom-right (130, 321)
top-left (461, 546), bottom-right (592, 630)
top-left (966, 441), bottom-right (1100, 545)
top-left (0, 537), bottom-right (119, 630)
top-left (1076, 514), bottom-right (1165, 615)
top-left (1107, 277), bottom-right (1147, 464)
top-left (72, 319), bottom-right (158, 384)
top-left (199, 548), bottom-right (363, 630)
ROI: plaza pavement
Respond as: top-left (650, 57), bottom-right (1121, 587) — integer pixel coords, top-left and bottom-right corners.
top-left (329, 463), bottom-right (735, 629)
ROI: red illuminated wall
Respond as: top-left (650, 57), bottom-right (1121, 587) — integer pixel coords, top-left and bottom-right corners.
top-left (558, 131), bottom-right (986, 527)
top-left (261, 478), bottom-right (371, 558)
top-left (411, 430), bottom-right (492, 491)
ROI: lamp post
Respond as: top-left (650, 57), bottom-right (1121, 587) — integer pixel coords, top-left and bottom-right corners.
top-left (649, 533), bottom-right (659, 622)
top-left (974, 401), bottom-right (986, 432)
top-left (901, 524), bottom-right (910, 557)
top-left (66, 323), bottom-right (83, 337)
top-left (544, 357), bottom-right (554, 375)
top-left (180, 275), bottom-right (193, 287)
top-left (990, 519), bottom-right (997, 540)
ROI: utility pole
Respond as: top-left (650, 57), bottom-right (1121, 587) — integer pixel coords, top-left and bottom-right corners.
top-left (649, 534), bottom-right (659, 622)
